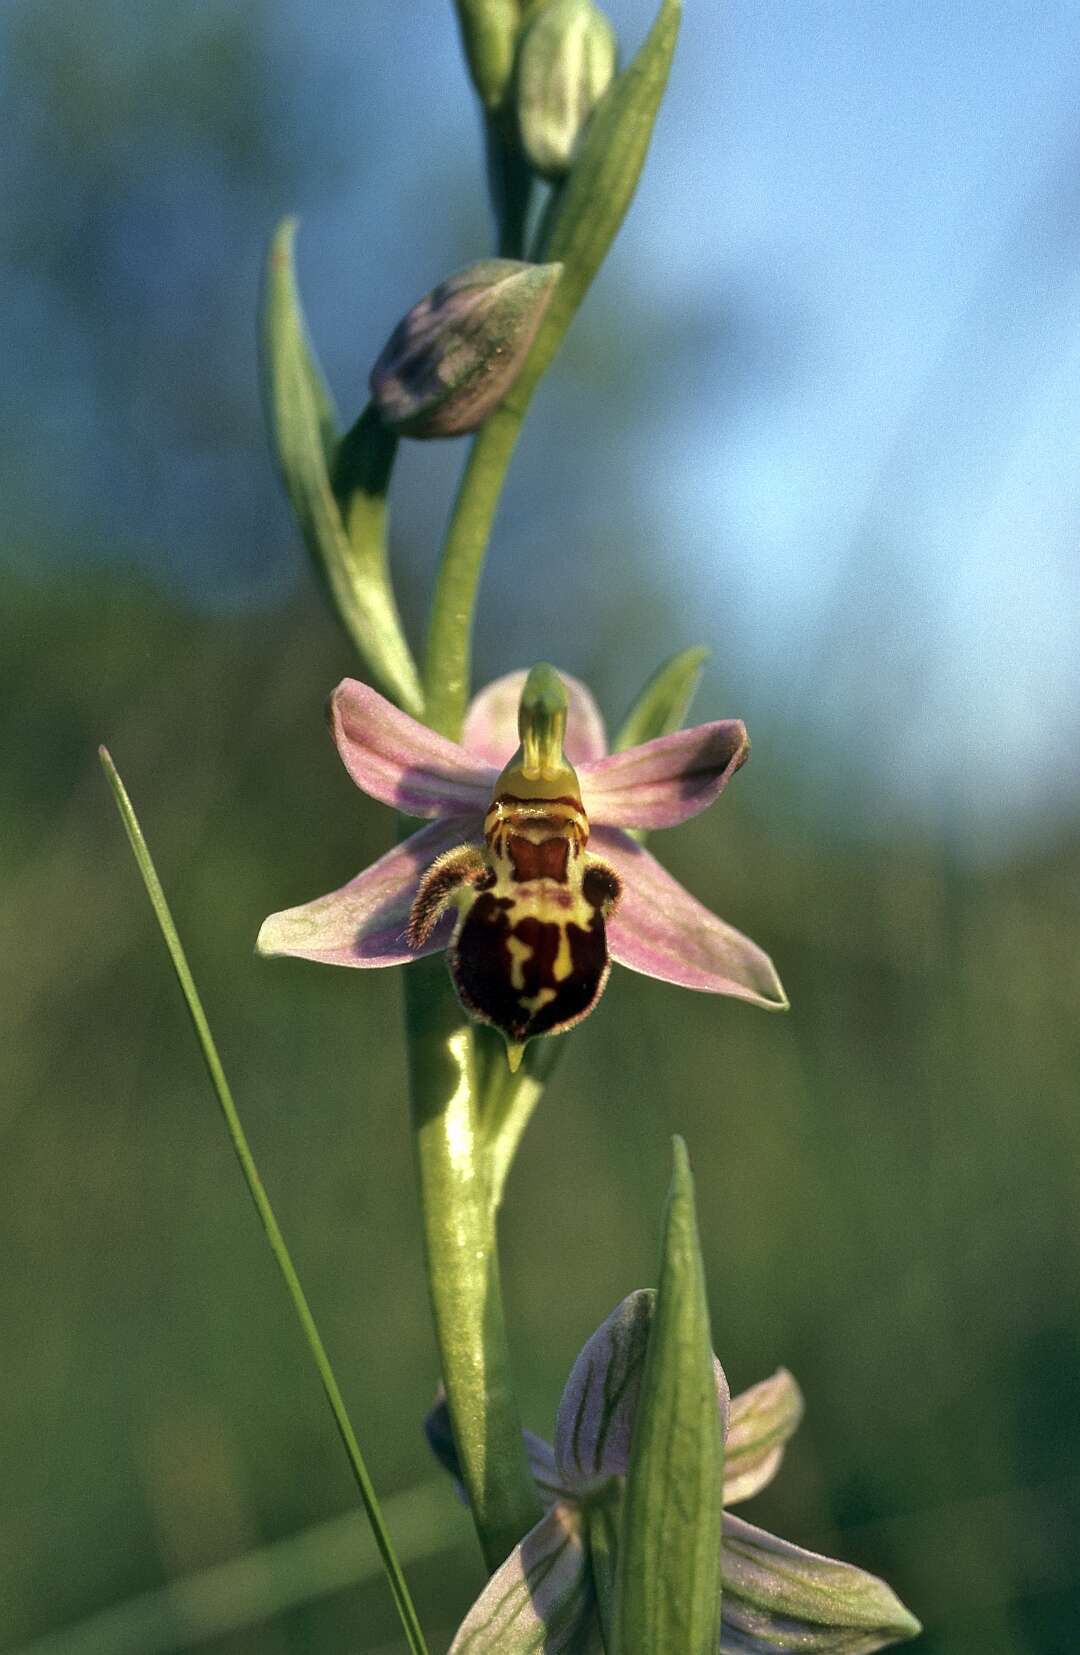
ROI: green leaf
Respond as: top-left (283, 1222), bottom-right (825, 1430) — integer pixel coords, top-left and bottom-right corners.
top-left (614, 1137), bottom-right (723, 1655)
top-left (615, 646), bottom-right (708, 751)
top-left (98, 748), bottom-right (429, 1655)
top-left (260, 218), bottom-right (423, 714)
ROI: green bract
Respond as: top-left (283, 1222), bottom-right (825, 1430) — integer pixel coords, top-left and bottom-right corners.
top-left (260, 219), bottom-right (423, 714)
top-left (615, 1138), bottom-right (724, 1653)
top-left (615, 645), bottom-right (710, 750)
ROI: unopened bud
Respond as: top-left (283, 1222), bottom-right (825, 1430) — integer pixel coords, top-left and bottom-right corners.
top-left (370, 259), bottom-right (561, 438)
top-left (453, 0), bottom-right (521, 109)
top-left (516, 0), bottom-right (618, 181)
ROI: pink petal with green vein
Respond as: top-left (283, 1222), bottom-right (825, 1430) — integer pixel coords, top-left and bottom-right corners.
top-left (256, 818), bottom-right (475, 966)
top-left (554, 1290), bottom-right (729, 1490)
top-left (724, 1369), bottom-right (804, 1507)
top-left (448, 1504), bottom-right (600, 1653)
top-left (594, 828), bottom-right (789, 1009)
top-left (579, 720), bottom-right (749, 828)
top-left (720, 1514), bottom-right (922, 1652)
top-left (330, 679), bottom-right (497, 818)
top-left (463, 668), bottom-right (608, 767)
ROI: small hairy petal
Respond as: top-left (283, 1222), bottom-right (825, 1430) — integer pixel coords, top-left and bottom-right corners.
top-left (256, 818), bottom-right (476, 966)
top-left (407, 843), bottom-right (490, 947)
top-left (594, 828), bottom-right (789, 1010)
top-left (463, 668), bottom-right (608, 767)
top-left (448, 1504), bottom-right (600, 1653)
top-left (720, 1515), bottom-right (921, 1653)
top-left (578, 720), bottom-right (749, 829)
top-left (330, 678), bottom-right (497, 818)
top-left (554, 1289), bottom-right (729, 1490)
top-left (724, 1370), bottom-right (805, 1507)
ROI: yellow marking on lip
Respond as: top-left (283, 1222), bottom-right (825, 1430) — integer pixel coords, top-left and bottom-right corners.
top-left (552, 923), bottom-right (573, 983)
top-left (520, 986), bottom-right (556, 1014)
top-left (483, 793), bottom-right (589, 851)
top-left (506, 933), bottom-right (532, 991)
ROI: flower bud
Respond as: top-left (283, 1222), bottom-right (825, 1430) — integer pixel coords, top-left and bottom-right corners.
top-left (453, 0), bottom-right (521, 109)
top-left (516, 0), bottom-right (618, 181)
top-left (369, 259), bottom-right (562, 439)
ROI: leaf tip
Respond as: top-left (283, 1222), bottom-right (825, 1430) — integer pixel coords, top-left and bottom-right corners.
top-left (97, 744), bottom-right (122, 795)
top-left (671, 1133), bottom-right (690, 1180)
top-left (270, 214), bottom-right (300, 266)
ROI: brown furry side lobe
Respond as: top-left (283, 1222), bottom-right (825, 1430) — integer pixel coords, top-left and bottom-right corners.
top-left (407, 844), bottom-right (491, 947)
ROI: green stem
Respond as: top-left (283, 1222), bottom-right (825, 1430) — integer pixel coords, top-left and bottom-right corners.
top-left (484, 110), bottom-right (534, 259)
top-left (404, 957), bottom-right (543, 1570)
top-left (99, 748), bottom-right (429, 1655)
top-left (422, 400), bottom-right (525, 738)
top-left (480, 1029), bottom-right (565, 1212)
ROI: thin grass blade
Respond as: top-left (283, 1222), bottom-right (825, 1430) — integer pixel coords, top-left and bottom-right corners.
top-left (97, 746), bottom-right (429, 1655)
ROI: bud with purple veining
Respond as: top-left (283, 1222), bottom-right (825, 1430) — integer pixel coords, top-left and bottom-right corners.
top-left (517, 0), bottom-right (618, 181)
top-left (369, 259), bottom-right (562, 438)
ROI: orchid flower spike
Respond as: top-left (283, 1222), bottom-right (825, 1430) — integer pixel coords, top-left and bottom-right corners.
top-left (257, 665), bottom-right (787, 1069)
top-left (428, 1291), bottom-right (922, 1654)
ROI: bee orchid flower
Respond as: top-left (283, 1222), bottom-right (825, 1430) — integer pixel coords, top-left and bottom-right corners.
top-left (257, 664), bottom-right (787, 1068)
top-left (428, 1292), bottom-right (922, 1654)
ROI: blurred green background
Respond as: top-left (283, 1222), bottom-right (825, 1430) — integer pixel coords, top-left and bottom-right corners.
top-left (4, 3), bottom-right (1080, 1653)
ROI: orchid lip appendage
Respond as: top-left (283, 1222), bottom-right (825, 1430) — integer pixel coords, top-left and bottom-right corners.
top-left (257, 664), bottom-right (787, 1068)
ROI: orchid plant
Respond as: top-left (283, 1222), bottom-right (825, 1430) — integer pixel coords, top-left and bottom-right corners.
top-left (101, 2), bottom-right (921, 1652)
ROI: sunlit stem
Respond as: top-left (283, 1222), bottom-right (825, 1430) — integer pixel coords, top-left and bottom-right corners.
top-left (421, 350), bottom-right (557, 741)
top-left (422, 401), bottom-right (525, 739)
top-left (404, 956), bottom-right (543, 1571)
